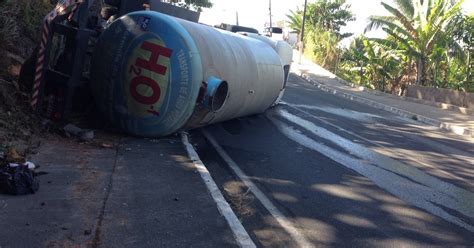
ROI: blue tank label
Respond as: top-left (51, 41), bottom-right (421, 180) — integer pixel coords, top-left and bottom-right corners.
top-left (92, 11), bottom-right (202, 136)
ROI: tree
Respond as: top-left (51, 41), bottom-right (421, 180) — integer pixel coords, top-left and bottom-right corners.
top-left (305, 26), bottom-right (341, 71)
top-left (341, 36), bottom-right (367, 84)
top-left (288, 0), bottom-right (354, 72)
top-left (306, 0), bottom-right (354, 39)
top-left (341, 37), bottom-right (400, 91)
top-left (451, 13), bottom-right (474, 91)
top-left (168, 0), bottom-right (212, 12)
top-left (366, 0), bottom-right (464, 85)
top-left (286, 9), bottom-right (303, 34)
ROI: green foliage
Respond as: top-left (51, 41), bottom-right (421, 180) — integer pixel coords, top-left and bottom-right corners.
top-left (286, 9), bottom-right (302, 34)
top-left (0, 1), bottom-right (18, 51)
top-left (0, 0), bottom-right (51, 78)
top-left (0, 0), bottom-right (52, 47)
top-left (366, 0), bottom-right (464, 86)
top-left (339, 0), bottom-right (473, 93)
top-left (169, 0), bottom-right (212, 12)
top-left (340, 37), bottom-right (401, 91)
top-left (450, 13), bottom-right (474, 91)
top-left (340, 36), bottom-right (369, 85)
top-left (21, 0), bottom-right (53, 42)
top-left (295, 0), bottom-right (473, 93)
top-left (304, 27), bottom-right (341, 72)
top-left (0, 1), bottom-right (16, 76)
top-left (287, 0), bottom-right (354, 73)
top-left (306, 0), bottom-right (354, 39)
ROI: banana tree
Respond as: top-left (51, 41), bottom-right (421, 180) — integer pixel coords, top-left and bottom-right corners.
top-left (366, 0), bottom-right (464, 85)
top-left (341, 37), bottom-right (400, 90)
top-left (363, 39), bottom-right (399, 91)
top-left (342, 37), bottom-right (369, 84)
top-left (286, 9), bottom-right (303, 35)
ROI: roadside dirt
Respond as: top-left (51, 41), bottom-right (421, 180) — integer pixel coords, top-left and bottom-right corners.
top-left (0, 0), bottom-right (110, 168)
top-left (0, 0), bottom-right (52, 166)
top-left (0, 75), bottom-right (45, 168)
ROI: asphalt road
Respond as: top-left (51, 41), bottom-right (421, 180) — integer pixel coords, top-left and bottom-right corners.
top-left (1, 73), bottom-right (472, 247)
top-left (195, 73), bottom-right (474, 247)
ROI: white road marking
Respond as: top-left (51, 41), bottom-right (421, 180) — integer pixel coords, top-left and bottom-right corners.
top-left (269, 110), bottom-right (474, 232)
top-left (180, 132), bottom-right (256, 248)
top-left (289, 104), bottom-right (381, 122)
top-left (284, 104), bottom-right (474, 184)
top-left (202, 129), bottom-right (314, 248)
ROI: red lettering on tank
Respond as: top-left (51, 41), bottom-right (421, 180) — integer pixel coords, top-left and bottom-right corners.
top-left (135, 41), bottom-right (172, 75)
top-left (130, 75), bottom-right (161, 105)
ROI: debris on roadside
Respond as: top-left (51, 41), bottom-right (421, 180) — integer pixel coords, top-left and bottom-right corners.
top-left (0, 146), bottom-right (45, 196)
top-left (63, 124), bottom-right (95, 141)
top-left (8, 161), bottom-right (35, 170)
top-left (5, 147), bottom-right (25, 163)
top-left (100, 143), bottom-right (114, 149)
top-left (0, 163), bottom-right (40, 195)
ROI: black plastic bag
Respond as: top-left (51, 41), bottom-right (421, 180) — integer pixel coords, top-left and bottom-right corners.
top-left (0, 165), bottom-right (40, 195)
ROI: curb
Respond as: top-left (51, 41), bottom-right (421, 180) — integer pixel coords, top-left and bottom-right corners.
top-left (355, 85), bottom-right (473, 116)
top-left (295, 71), bottom-right (473, 138)
top-left (295, 60), bottom-right (473, 116)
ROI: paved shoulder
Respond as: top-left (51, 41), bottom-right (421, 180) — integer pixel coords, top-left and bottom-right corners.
top-left (96, 137), bottom-right (239, 247)
top-left (0, 136), bottom-right (239, 248)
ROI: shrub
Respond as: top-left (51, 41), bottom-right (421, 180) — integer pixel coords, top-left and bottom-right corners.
top-left (0, 0), bottom-right (52, 78)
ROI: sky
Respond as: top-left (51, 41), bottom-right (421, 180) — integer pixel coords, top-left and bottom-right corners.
top-left (199, 0), bottom-right (474, 46)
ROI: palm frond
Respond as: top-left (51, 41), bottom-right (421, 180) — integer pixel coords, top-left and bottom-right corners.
top-left (427, 0), bottom-right (446, 26)
top-left (382, 27), bottom-right (421, 57)
top-left (425, 0), bottom-right (464, 51)
top-left (393, 0), bottom-right (414, 18)
top-left (364, 15), bottom-right (398, 32)
top-left (440, 0), bottom-right (464, 24)
top-left (286, 9), bottom-right (303, 33)
top-left (366, 16), bottom-right (415, 41)
top-left (381, 2), bottom-right (418, 39)
top-left (369, 38), bottom-right (401, 51)
top-left (449, 38), bottom-right (466, 62)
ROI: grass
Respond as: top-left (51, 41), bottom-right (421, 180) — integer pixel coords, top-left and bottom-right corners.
top-left (0, 0), bottom-right (52, 78)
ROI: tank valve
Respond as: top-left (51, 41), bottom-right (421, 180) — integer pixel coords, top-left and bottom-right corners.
top-left (200, 76), bottom-right (228, 112)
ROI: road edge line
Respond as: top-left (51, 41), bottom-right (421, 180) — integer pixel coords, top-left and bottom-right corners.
top-left (202, 129), bottom-right (314, 248)
top-left (180, 132), bottom-right (256, 248)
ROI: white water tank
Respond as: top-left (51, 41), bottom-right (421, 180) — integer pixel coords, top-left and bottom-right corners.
top-left (91, 11), bottom-right (291, 137)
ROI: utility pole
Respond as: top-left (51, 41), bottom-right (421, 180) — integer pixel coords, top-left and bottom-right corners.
top-left (299, 0), bottom-right (308, 64)
top-left (269, 0), bottom-right (272, 36)
top-left (236, 11), bottom-right (239, 25)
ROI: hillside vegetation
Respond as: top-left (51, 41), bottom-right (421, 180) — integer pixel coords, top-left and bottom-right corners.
top-left (0, 0), bottom-right (52, 78)
top-left (0, 0), bottom-right (52, 149)
top-left (287, 0), bottom-right (473, 94)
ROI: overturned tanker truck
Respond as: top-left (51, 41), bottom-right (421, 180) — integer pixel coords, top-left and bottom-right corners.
top-left (26, 0), bottom-right (292, 137)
